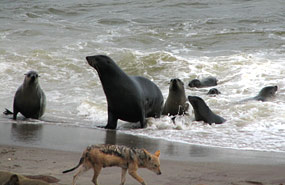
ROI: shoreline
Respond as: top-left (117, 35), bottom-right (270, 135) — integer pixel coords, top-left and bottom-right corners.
top-left (1, 145), bottom-right (285, 185)
top-left (0, 121), bottom-right (285, 164)
top-left (1, 121), bottom-right (285, 184)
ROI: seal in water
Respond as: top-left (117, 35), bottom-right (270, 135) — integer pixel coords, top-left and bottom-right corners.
top-left (241, 85), bottom-right (278, 102)
top-left (86, 55), bottom-right (164, 129)
top-left (188, 96), bottom-right (226, 124)
top-left (253, 86), bottom-right (278, 101)
top-left (4, 71), bottom-right (46, 120)
top-left (162, 78), bottom-right (188, 116)
top-left (188, 76), bottom-right (218, 88)
top-left (207, 88), bottom-right (221, 95)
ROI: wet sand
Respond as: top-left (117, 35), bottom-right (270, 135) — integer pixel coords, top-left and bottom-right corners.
top-left (0, 121), bottom-right (285, 185)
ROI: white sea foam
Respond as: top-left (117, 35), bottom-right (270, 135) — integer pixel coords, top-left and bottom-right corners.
top-left (1, 0), bottom-right (284, 152)
top-left (72, 50), bottom-right (285, 153)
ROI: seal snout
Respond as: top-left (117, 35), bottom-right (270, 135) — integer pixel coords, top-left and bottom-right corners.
top-left (86, 56), bottom-right (93, 65)
top-left (86, 56), bottom-right (99, 69)
top-left (170, 78), bottom-right (178, 89)
top-left (274, 85), bottom-right (278, 91)
top-left (187, 95), bottom-right (194, 101)
top-left (25, 71), bottom-right (39, 83)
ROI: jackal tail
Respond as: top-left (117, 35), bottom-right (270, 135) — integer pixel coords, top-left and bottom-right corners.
top-left (62, 157), bottom-right (84, 174)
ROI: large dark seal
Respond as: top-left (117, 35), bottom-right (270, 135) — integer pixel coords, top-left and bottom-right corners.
top-left (241, 85), bottom-right (278, 102)
top-left (4, 71), bottom-right (46, 120)
top-left (162, 78), bottom-right (188, 116)
top-left (188, 96), bottom-right (226, 124)
top-left (188, 76), bottom-right (218, 88)
top-left (86, 55), bottom-right (164, 129)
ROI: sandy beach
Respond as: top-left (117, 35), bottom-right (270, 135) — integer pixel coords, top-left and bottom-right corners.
top-left (0, 122), bottom-right (285, 185)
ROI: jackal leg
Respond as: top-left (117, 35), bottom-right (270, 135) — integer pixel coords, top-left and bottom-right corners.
top-left (72, 165), bottom-right (90, 185)
top-left (92, 165), bottom-right (102, 185)
top-left (120, 168), bottom-right (127, 185)
top-left (128, 164), bottom-right (146, 185)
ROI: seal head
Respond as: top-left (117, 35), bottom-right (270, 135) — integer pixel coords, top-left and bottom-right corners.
top-left (254, 86), bottom-right (278, 101)
top-left (207, 88), bottom-right (221, 95)
top-left (188, 79), bottom-right (201, 88)
top-left (188, 77), bottom-right (218, 88)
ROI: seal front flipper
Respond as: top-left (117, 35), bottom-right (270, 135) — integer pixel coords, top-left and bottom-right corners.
top-left (105, 110), bottom-right (118, 129)
top-left (3, 108), bottom-right (13, 115)
top-left (3, 108), bottom-right (18, 120)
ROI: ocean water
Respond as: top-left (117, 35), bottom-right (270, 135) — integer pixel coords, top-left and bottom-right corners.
top-left (0, 0), bottom-right (285, 152)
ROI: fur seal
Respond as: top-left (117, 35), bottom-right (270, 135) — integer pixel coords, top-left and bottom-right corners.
top-left (207, 88), bottom-right (221, 95)
top-left (86, 55), bottom-right (164, 129)
top-left (253, 86), bottom-right (278, 101)
top-left (188, 76), bottom-right (218, 88)
top-left (4, 71), bottom-right (46, 120)
top-left (188, 96), bottom-right (226, 124)
top-left (162, 78), bottom-right (188, 116)
top-left (241, 86), bottom-right (278, 102)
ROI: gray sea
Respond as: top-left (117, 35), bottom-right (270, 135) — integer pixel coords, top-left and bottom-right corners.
top-left (0, 0), bottom-right (284, 152)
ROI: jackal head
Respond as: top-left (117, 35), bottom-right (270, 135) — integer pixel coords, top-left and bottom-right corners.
top-left (145, 150), bottom-right (162, 175)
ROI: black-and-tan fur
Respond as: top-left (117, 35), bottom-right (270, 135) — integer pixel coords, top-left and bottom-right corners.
top-left (63, 144), bottom-right (161, 185)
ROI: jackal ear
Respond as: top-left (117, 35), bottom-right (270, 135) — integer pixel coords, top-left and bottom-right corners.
top-left (154, 150), bottom-right (160, 157)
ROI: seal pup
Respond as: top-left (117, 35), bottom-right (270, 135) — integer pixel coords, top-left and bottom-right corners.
top-left (207, 88), bottom-right (221, 95)
top-left (188, 96), bottom-right (226, 124)
top-left (162, 78), bottom-right (188, 116)
top-left (188, 76), bottom-right (218, 88)
top-left (240, 85), bottom-right (278, 102)
top-left (4, 71), bottom-right (46, 120)
top-left (86, 55), bottom-right (164, 129)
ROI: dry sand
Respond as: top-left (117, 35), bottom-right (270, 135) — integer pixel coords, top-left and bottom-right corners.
top-left (0, 122), bottom-right (285, 185)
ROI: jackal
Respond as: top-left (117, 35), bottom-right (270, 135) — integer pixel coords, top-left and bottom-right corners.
top-left (63, 144), bottom-right (161, 185)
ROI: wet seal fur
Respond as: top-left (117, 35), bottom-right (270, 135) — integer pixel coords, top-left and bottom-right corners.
top-left (86, 55), bottom-right (164, 129)
top-left (62, 144), bottom-right (161, 185)
top-left (4, 71), bottom-right (46, 120)
top-left (207, 88), bottom-right (221, 95)
top-left (188, 76), bottom-right (218, 88)
top-left (162, 78), bottom-right (188, 116)
top-left (188, 96), bottom-right (226, 124)
top-left (243, 86), bottom-right (278, 102)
